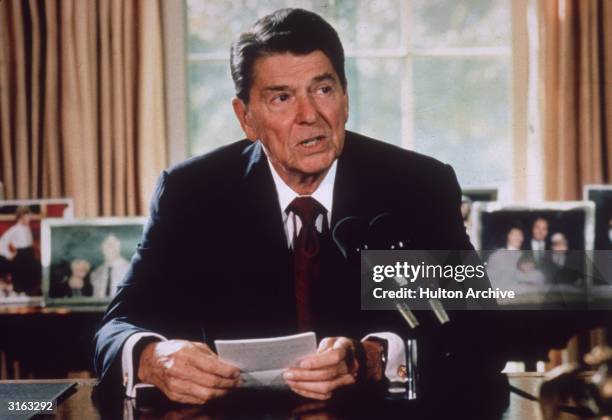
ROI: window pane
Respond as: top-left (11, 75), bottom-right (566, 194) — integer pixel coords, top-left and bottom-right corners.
top-left (412, 0), bottom-right (510, 49)
top-left (188, 61), bottom-right (244, 156)
top-left (412, 56), bottom-right (511, 193)
top-left (188, 0), bottom-right (403, 54)
top-left (346, 58), bottom-right (404, 146)
top-left (336, 0), bottom-right (403, 51)
top-left (187, 0), bottom-right (335, 55)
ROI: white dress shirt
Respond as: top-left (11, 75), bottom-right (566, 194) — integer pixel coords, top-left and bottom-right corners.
top-left (531, 239), bottom-right (546, 251)
top-left (121, 148), bottom-right (406, 397)
top-left (91, 257), bottom-right (130, 298)
top-left (266, 155), bottom-right (335, 246)
top-left (0, 224), bottom-right (33, 260)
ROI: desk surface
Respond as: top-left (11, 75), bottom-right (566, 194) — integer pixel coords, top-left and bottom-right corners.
top-left (0, 373), bottom-right (596, 420)
top-left (0, 374), bottom-right (584, 419)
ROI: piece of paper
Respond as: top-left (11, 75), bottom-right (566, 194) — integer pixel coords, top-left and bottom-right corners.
top-left (215, 332), bottom-right (316, 389)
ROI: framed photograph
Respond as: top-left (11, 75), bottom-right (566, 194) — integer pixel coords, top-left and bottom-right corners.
top-left (471, 201), bottom-right (594, 251)
top-left (41, 217), bottom-right (145, 306)
top-left (470, 201), bottom-right (595, 307)
top-left (0, 199), bottom-right (74, 305)
top-left (584, 185), bottom-right (612, 250)
top-left (461, 187), bottom-right (498, 241)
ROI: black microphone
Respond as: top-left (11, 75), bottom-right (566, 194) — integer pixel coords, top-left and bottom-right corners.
top-left (334, 213), bottom-right (450, 327)
top-left (367, 212), bottom-right (411, 250)
top-left (367, 213), bottom-right (450, 325)
top-left (333, 214), bottom-right (420, 328)
top-left (332, 216), bottom-right (367, 259)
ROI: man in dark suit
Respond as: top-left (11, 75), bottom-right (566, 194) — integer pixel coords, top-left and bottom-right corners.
top-left (521, 217), bottom-right (555, 282)
top-left (524, 217), bottom-right (551, 252)
top-left (94, 8), bottom-right (505, 406)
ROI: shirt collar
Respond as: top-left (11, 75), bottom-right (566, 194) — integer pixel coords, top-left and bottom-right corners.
top-left (105, 258), bottom-right (126, 269)
top-left (260, 142), bottom-right (336, 218)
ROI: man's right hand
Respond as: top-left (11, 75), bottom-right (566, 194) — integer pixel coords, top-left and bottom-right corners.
top-left (137, 340), bottom-right (242, 405)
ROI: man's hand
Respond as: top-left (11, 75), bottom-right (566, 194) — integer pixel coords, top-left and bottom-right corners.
top-left (282, 337), bottom-right (360, 400)
top-left (137, 340), bottom-right (242, 405)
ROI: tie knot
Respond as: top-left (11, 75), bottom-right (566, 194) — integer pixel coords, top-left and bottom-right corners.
top-left (286, 197), bottom-right (326, 227)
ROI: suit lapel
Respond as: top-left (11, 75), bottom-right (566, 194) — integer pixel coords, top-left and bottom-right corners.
top-left (240, 141), bottom-right (288, 251)
top-left (332, 133), bottom-right (374, 228)
top-left (235, 137), bottom-right (374, 334)
top-left (317, 134), bottom-right (373, 335)
top-left (239, 142), bottom-right (296, 325)
top-left (241, 134), bottom-right (371, 239)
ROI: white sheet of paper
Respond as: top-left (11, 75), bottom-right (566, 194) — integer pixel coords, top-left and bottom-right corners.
top-left (215, 332), bottom-right (317, 389)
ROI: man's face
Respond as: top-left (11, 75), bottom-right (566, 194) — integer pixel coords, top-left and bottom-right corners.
top-left (532, 218), bottom-right (549, 241)
top-left (233, 51), bottom-right (348, 184)
top-left (102, 236), bottom-right (121, 262)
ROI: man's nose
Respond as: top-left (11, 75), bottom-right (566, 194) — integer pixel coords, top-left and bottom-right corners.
top-left (295, 95), bottom-right (318, 124)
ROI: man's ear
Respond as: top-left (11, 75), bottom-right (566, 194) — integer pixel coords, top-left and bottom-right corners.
top-left (232, 97), bottom-right (258, 141)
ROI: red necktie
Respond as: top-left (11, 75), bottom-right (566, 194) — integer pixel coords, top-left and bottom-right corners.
top-left (286, 197), bottom-right (326, 332)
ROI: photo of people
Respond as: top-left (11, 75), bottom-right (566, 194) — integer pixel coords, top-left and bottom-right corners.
top-left (63, 259), bottom-right (93, 298)
top-left (0, 199), bottom-right (73, 303)
top-left (42, 218), bottom-right (145, 305)
top-left (90, 234), bottom-right (131, 298)
top-left (0, 207), bottom-right (40, 297)
top-left (486, 227), bottom-right (549, 304)
top-left (471, 202), bottom-right (595, 306)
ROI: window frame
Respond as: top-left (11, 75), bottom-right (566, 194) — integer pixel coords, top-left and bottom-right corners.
top-left (162, 0), bottom-right (535, 201)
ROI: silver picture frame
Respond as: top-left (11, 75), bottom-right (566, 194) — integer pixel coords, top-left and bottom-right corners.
top-left (470, 201), bottom-right (596, 307)
top-left (470, 201), bottom-right (595, 251)
top-left (41, 217), bottom-right (145, 307)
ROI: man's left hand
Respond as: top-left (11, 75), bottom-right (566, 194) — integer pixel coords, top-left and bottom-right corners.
top-left (283, 336), bottom-right (383, 400)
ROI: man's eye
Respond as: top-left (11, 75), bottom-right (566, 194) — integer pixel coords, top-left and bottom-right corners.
top-left (317, 85), bottom-right (333, 95)
top-left (272, 93), bottom-right (290, 103)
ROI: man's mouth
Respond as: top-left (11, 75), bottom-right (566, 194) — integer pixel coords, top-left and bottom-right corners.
top-left (298, 135), bottom-right (326, 148)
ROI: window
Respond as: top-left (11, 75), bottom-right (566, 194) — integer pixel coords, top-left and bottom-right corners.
top-left (184, 0), bottom-right (516, 198)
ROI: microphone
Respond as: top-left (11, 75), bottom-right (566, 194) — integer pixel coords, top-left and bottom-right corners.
top-left (332, 216), bottom-right (367, 259)
top-left (367, 213), bottom-right (449, 325)
top-left (333, 214), bottom-right (419, 328)
top-left (333, 213), bottom-right (450, 328)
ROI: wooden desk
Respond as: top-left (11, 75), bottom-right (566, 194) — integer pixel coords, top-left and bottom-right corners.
top-left (0, 306), bottom-right (104, 378)
top-left (0, 374), bottom-right (579, 419)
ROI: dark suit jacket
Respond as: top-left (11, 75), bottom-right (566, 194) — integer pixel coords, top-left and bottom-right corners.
top-left (523, 238), bottom-right (551, 251)
top-left (93, 132), bottom-right (507, 400)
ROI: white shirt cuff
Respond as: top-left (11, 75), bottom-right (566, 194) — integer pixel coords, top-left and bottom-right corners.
top-left (121, 332), bottom-right (166, 398)
top-left (362, 332), bottom-right (406, 382)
